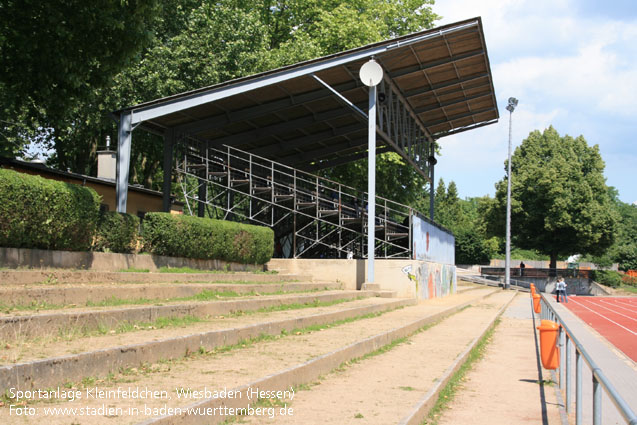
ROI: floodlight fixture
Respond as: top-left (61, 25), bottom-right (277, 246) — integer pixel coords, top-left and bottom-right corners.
top-left (506, 97), bottom-right (518, 112)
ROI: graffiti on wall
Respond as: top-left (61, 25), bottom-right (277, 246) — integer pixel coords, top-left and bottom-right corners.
top-left (401, 261), bottom-right (457, 300)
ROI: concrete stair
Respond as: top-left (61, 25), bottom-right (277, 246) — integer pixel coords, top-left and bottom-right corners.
top-left (0, 268), bottom-right (513, 425)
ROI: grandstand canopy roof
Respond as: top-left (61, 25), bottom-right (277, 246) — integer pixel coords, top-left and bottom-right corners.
top-left (115, 17), bottom-right (498, 176)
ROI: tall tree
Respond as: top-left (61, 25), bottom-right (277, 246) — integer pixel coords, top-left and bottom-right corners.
top-left (9, 0), bottom-right (439, 190)
top-left (489, 126), bottom-right (618, 269)
top-left (0, 0), bottom-right (161, 162)
top-left (318, 152), bottom-right (428, 209)
top-left (0, 0), bottom-right (160, 119)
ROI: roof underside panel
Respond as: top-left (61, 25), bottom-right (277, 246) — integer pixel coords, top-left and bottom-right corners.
top-left (121, 18), bottom-right (498, 171)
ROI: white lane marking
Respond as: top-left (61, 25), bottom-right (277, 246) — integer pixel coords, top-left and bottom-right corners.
top-left (589, 299), bottom-right (637, 321)
top-left (568, 298), bottom-right (637, 335)
top-left (613, 299), bottom-right (637, 309)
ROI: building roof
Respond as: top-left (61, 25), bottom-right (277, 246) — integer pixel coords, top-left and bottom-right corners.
top-left (115, 18), bottom-right (498, 177)
top-left (0, 157), bottom-right (178, 200)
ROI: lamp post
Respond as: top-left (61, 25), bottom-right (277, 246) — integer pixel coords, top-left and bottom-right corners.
top-left (359, 59), bottom-right (383, 285)
top-left (505, 97), bottom-right (518, 290)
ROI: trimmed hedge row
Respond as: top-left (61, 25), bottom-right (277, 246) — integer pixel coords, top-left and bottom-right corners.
top-left (0, 169), bottom-right (100, 251)
top-left (142, 212), bottom-right (274, 264)
top-left (1, 170), bottom-right (273, 264)
top-left (93, 211), bottom-right (140, 253)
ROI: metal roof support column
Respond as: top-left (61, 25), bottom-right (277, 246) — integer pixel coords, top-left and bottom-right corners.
top-left (162, 129), bottom-right (174, 212)
top-left (429, 153), bottom-right (435, 221)
top-left (367, 83), bottom-right (377, 284)
top-left (197, 141), bottom-right (208, 217)
top-left (116, 112), bottom-right (132, 213)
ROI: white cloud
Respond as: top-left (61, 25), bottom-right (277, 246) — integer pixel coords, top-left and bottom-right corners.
top-left (430, 0), bottom-right (637, 202)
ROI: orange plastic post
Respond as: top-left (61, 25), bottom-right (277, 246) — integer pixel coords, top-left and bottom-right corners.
top-left (530, 285), bottom-right (536, 296)
top-left (537, 320), bottom-right (560, 369)
top-left (533, 293), bottom-right (541, 313)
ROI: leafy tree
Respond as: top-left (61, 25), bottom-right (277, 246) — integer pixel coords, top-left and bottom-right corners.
top-left (455, 228), bottom-right (491, 265)
top-left (489, 126), bottom-right (619, 269)
top-left (0, 0), bottom-right (160, 121)
top-left (586, 188), bottom-right (637, 270)
top-left (318, 152), bottom-right (428, 209)
top-left (5, 0), bottom-right (439, 191)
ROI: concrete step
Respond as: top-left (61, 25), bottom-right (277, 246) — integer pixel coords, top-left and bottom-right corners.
top-left (0, 282), bottom-right (340, 307)
top-left (0, 269), bottom-right (311, 286)
top-left (0, 297), bottom-right (416, 392)
top-left (0, 288), bottom-right (499, 424)
top-left (237, 291), bottom-right (516, 425)
top-left (0, 290), bottom-right (381, 341)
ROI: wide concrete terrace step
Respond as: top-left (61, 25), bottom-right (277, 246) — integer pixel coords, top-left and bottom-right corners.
top-left (0, 295), bottom-right (413, 391)
top-left (237, 291), bottom-right (517, 425)
top-left (0, 269), bottom-right (311, 285)
top-left (0, 281), bottom-right (339, 306)
top-left (0, 288), bottom-right (500, 424)
top-left (0, 290), bottom-right (384, 341)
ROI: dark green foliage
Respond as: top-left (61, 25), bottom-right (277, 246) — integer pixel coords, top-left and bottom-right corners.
top-left (454, 228), bottom-right (492, 265)
top-left (93, 212), bottom-right (140, 253)
top-left (431, 179), bottom-right (498, 265)
top-left (0, 169), bottom-right (100, 250)
top-left (142, 213), bottom-right (273, 264)
top-left (591, 270), bottom-right (623, 288)
top-left (614, 245), bottom-right (637, 271)
top-left (0, 0), bottom-right (160, 120)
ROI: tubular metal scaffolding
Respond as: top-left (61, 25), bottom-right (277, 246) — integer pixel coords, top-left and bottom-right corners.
top-left (174, 135), bottom-right (419, 259)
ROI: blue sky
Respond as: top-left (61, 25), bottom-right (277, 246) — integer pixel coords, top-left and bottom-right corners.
top-left (433, 0), bottom-right (637, 204)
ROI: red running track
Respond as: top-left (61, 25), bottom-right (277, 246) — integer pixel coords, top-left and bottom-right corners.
top-left (563, 296), bottom-right (637, 362)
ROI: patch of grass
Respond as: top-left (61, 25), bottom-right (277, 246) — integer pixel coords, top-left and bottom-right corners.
top-left (255, 270), bottom-right (278, 275)
top-left (85, 296), bottom-right (157, 307)
top-left (422, 318), bottom-right (500, 425)
top-left (235, 297), bottom-right (362, 316)
top-left (618, 284), bottom-right (637, 294)
top-left (82, 287), bottom-right (319, 308)
top-left (0, 300), bottom-right (64, 313)
top-left (354, 413), bottom-right (364, 418)
top-left (400, 386), bottom-right (416, 391)
top-left (112, 315), bottom-right (206, 334)
top-left (118, 268), bottom-right (150, 273)
top-left (159, 266), bottom-right (210, 274)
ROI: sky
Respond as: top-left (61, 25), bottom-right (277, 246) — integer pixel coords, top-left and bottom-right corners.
top-left (432, 0), bottom-right (637, 204)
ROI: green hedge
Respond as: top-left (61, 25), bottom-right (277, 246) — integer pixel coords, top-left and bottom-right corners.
top-left (0, 169), bottom-right (100, 251)
top-left (93, 211), bottom-right (140, 253)
top-left (591, 270), bottom-right (623, 288)
top-left (141, 212), bottom-right (274, 264)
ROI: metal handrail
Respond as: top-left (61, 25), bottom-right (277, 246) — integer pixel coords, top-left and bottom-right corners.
top-left (537, 293), bottom-right (637, 425)
top-left (482, 267), bottom-right (592, 279)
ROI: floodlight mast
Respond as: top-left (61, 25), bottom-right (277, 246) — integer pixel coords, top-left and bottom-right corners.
top-left (359, 59), bottom-right (383, 285)
top-left (505, 97), bottom-right (518, 290)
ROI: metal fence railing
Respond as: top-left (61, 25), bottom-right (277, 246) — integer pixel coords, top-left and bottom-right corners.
top-left (536, 293), bottom-right (637, 425)
top-left (482, 267), bottom-right (593, 279)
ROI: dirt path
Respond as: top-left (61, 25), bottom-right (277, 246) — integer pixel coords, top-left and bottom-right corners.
top-left (436, 294), bottom-right (564, 425)
top-left (0, 289), bottom-right (496, 425)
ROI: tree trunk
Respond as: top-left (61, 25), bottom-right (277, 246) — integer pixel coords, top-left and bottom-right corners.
top-left (549, 253), bottom-right (558, 277)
